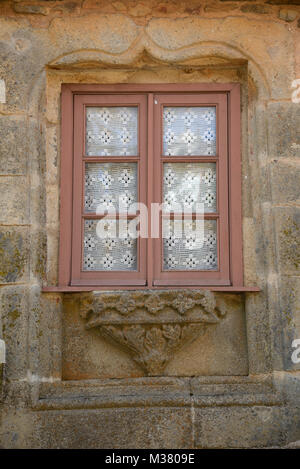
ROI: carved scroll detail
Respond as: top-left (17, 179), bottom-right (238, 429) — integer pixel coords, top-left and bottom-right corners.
top-left (100, 324), bottom-right (207, 375)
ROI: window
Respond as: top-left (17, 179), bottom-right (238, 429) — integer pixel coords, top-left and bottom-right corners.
top-left (59, 84), bottom-right (243, 289)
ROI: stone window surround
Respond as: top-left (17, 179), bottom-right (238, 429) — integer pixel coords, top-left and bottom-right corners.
top-left (41, 55), bottom-right (267, 292)
top-left (28, 55), bottom-right (284, 417)
top-left (40, 62), bottom-right (266, 377)
top-left (43, 79), bottom-right (259, 293)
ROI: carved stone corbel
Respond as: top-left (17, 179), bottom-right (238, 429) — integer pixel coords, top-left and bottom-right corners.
top-left (80, 290), bottom-right (226, 376)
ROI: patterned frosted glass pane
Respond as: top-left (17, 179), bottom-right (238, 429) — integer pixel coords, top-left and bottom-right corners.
top-left (85, 163), bottom-right (137, 213)
top-left (163, 106), bottom-right (216, 156)
top-left (86, 107), bottom-right (138, 156)
top-left (163, 219), bottom-right (217, 271)
top-left (83, 219), bottom-right (137, 271)
top-left (163, 163), bottom-right (216, 213)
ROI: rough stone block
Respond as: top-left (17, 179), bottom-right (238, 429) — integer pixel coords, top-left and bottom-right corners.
top-left (0, 117), bottom-right (28, 175)
top-left (0, 286), bottom-right (28, 380)
top-left (267, 103), bottom-right (300, 158)
top-left (34, 407), bottom-right (193, 448)
top-left (30, 230), bottom-right (47, 283)
top-left (279, 276), bottom-right (300, 370)
top-left (0, 177), bottom-right (29, 224)
top-left (270, 160), bottom-right (300, 205)
top-left (274, 207), bottom-right (300, 275)
top-left (48, 14), bottom-right (140, 55)
top-left (38, 293), bottom-right (63, 380)
top-left (0, 22), bottom-right (51, 113)
top-left (194, 406), bottom-right (287, 448)
top-left (0, 408), bottom-right (35, 449)
top-left (0, 227), bottom-right (29, 284)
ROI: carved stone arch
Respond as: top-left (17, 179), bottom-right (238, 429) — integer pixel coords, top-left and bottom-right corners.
top-left (47, 40), bottom-right (270, 100)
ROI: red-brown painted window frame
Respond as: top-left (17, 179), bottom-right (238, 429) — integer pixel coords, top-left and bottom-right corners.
top-left (71, 94), bottom-right (147, 286)
top-left (58, 84), bottom-right (243, 289)
top-left (152, 93), bottom-right (229, 286)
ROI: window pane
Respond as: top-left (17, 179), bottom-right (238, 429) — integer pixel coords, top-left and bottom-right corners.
top-left (163, 106), bottom-right (216, 156)
top-left (163, 219), bottom-right (217, 271)
top-left (86, 106), bottom-right (138, 156)
top-left (163, 163), bottom-right (216, 213)
top-left (83, 219), bottom-right (137, 271)
top-left (84, 163), bottom-right (138, 213)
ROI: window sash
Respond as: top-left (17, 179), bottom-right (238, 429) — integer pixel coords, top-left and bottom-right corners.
top-left (152, 93), bottom-right (230, 286)
top-left (71, 94), bottom-right (148, 286)
top-left (58, 84), bottom-right (243, 288)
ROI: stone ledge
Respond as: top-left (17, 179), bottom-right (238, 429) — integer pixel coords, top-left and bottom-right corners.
top-left (42, 286), bottom-right (261, 292)
top-left (34, 376), bottom-right (283, 411)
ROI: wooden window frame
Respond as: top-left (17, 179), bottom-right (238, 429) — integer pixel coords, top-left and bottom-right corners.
top-left (153, 93), bottom-right (229, 286)
top-left (71, 94), bottom-right (147, 286)
top-left (58, 83), bottom-right (244, 290)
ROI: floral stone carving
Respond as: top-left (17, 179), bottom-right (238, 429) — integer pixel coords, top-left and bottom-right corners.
top-left (80, 290), bottom-right (226, 375)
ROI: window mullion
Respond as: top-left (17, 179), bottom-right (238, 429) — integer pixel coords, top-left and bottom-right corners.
top-left (147, 93), bottom-right (154, 287)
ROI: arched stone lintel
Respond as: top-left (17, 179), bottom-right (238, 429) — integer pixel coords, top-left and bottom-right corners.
top-left (47, 40), bottom-right (270, 100)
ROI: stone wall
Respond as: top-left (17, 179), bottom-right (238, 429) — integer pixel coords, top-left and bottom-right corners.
top-left (0, 0), bottom-right (299, 448)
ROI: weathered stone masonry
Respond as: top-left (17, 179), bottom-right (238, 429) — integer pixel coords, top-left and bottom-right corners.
top-left (0, 0), bottom-right (299, 448)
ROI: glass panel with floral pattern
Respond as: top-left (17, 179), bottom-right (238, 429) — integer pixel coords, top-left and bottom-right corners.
top-left (86, 106), bottom-right (138, 156)
top-left (84, 163), bottom-right (138, 213)
top-left (163, 106), bottom-right (216, 156)
top-left (163, 162), bottom-right (217, 213)
top-left (83, 219), bottom-right (138, 271)
top-left (163, 219), bottom-right (218, 271)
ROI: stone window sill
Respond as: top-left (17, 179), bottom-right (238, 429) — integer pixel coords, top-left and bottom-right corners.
top-left (42, 286), bottom-right (260, 293)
